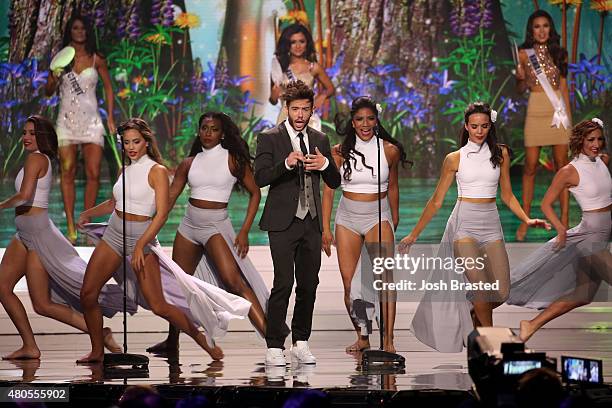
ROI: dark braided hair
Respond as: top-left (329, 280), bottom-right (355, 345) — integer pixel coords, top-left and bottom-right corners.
top-left (189, 112), bottom-right (252, 188)
top-left (460, 102), bottom-right (508, 168)
top-left (335, 96), bottom-right (410, 182)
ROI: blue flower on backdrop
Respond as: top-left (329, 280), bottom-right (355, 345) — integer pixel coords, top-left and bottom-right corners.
top-left (425, 70), bottom-right (456, 95)
top-left (0, 58), bottom-right (55, 176)
top-left (568, 54), bottom-right (611, 110)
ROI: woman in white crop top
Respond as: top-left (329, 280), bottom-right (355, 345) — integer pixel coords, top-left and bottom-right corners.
top-left (321, 97), bottom-right (409, 353)
top-left (397, 102), bottom-right (549, 353)
top-left (148, 111), bottom-right (269, 353)
top-left (77, 118), bottom-right (250, 363)
top-left (508, 119), bottom-right (612, 342)
top-left (0, 116), bottom-right (125, 359)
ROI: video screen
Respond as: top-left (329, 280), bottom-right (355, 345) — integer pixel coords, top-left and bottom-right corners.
top-left (503, 360), bottom-right (542, 375)
top-left (562, 356), bottom-right (603, 384)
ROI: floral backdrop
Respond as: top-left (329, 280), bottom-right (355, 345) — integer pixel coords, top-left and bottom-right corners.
top-left (0, 0), bottom-right (610, 179)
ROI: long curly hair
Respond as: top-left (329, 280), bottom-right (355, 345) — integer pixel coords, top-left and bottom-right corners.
top-left (275, 23), bottom-right (317, 72)
top-left (334, 96), bottom-right (410, 182)
top-left (62, 14), bottom-right (103, 59)
top-left (519, 10), bottom-right (568, 77)
top-left (189, 112), bottom-right (252, 187)
top-left (117, 118), bottom-right (163, 164)
top-left (26, 115), bottom-right (58, 160)
top-left (569, 120), bottom-right (606, 158)
top-left (459, 102), bottom-right (506, 168)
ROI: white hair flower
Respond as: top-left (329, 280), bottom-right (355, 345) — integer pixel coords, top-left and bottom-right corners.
top-left (592, 117), bottom-right (604, 128)
top-left (490, 109), bottom-right (498, 123)
top-left (376, 103), bottom-right (383, 114)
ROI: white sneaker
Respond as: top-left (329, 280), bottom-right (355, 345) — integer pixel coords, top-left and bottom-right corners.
top-left (265, 364), bottom-right (286, 382)
top-left (290, 341), bottom-right (316, 365)
top-left (265, 348), bottom-right (286, 366)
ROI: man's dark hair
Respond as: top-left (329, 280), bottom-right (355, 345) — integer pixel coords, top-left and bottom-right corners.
top-left (282, 80), bottom-right (314, 106)
top-left (516, 368), bottom-right (564, 408)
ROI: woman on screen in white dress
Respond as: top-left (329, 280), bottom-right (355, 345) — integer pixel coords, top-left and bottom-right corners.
top-left (45, 14), bottom-right (115, 244)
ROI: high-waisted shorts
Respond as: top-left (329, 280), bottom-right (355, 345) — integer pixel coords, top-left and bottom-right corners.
top-left (452, 201), bottom-right (504, 246)
top-left (177, 203), bottom-right (228, 246)
top-left (102, 212), bottom-right (158, 256)
top-left (334, 195), bottom-right (393, 236)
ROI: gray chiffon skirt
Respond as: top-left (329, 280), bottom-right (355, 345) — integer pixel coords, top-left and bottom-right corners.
top-left (14, 212), bottom-right (136, 317)
top-left (410, 201), bottom-right (504, 352)
top-left (82, 221), bottom-right (251, 346)
top-left (180, 204), bottom-right (270, 336)
top-left (508, 211), bottom-right (612, 309)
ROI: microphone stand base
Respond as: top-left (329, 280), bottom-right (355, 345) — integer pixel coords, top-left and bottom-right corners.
top-left (361, 349), bottom-right (406, 371)
top-left (103, 352), bottom-right (149, 368)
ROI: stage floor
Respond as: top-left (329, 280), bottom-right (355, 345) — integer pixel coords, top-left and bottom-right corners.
top-left (1, 328), bottom-right (610, 390)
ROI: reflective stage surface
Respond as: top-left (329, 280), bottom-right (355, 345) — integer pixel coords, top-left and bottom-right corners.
top-left (0, 328), bottom-right (610, 389)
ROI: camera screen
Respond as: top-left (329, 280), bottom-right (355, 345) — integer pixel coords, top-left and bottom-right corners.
top-left (562, 356), bottom-right (602, 384)
top-left (503, 360), bottom-right (542, 375)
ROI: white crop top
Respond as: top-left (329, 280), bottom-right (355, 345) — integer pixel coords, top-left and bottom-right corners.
top-left (113, 154), bottom-right (158, 216)
top-left (14, 151), bottom-right (52, 208)
top-left (569, 154), bottom-right (612, 211)
top-left (341, 136), bottom-right (389, 194)
top-left (456, 139), bottom-right (500, 198)
top-left (188, 144), bottom-right (237, 203)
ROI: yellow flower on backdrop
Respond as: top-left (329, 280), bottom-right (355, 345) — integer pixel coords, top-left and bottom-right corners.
top-left (145, 33), bottom-right (168, 45)
top-left (279, 10), bottom-right (309, 26)
top-left (175, 12), bottom-right (201, 29)
top-left (547, 0), bottom-right (582, 5)
top-left (590, 0), bottom-right (612, 12)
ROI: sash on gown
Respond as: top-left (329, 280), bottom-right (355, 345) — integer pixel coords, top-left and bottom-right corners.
top-left (525, 48), bottom-right (570, 130)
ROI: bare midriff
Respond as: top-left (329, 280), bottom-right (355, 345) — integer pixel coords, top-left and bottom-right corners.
top-left (457, 197), bottom-right (496, 204)
top-left (15, 206), bottom-right (47, 216)
top-left (189, 197), bottom-right (228, 209)
top-left (343, 191), bottom-right (388, 202)
top-left (114, 209), bottom-right (152, 222)
top-left (584, 204), bottom-right (612, 213)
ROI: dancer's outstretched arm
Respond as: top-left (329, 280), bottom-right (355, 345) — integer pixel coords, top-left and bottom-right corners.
top-left (77, 199), bottom-right (115, 227)
top-left (540, 164), bottom-right (579, 249)
top-left (398, 152), bottom-right (458, 252)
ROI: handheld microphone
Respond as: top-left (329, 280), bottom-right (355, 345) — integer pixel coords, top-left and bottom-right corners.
top-left (116, 124), bottom-right (126, 147)
top-left (297, 159), bottom-right (305, 190)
